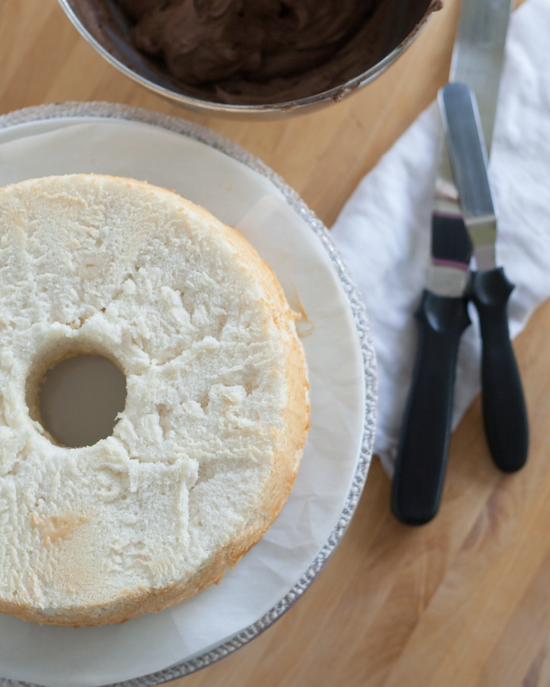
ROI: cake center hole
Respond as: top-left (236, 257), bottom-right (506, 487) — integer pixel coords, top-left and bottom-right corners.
top-left (38, 354), bottom-right (127, 448)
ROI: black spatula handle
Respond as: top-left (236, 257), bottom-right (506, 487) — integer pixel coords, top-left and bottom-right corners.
top-left (468, 267), bottom-right (528, 472)
top-left (392, 290), bottom-right (470, 525)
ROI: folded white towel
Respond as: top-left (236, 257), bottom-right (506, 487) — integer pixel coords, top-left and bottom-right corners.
top-left (331, 0), bottom-right (550, 476)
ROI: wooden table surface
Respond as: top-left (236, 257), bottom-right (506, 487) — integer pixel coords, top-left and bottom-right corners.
top-left (1, 1), bottom-right (548, 686)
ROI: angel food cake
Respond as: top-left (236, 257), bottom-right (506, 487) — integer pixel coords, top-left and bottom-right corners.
top-left (0, 174), bottom-right (309, 626)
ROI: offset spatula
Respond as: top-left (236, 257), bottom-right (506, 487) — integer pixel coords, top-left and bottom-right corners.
top-left (439, 82), bottom-right (528, 473)
top-left (392, 0), bottom-right (523, 526)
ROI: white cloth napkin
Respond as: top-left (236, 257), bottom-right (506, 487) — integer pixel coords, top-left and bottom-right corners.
top-left (331, 0), bottom-right (550, 477)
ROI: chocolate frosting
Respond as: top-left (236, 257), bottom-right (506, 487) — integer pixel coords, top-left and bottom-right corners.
top-left (79, 0), bottom-right (439, 104)
top-left (117, 0), bottom-right (376, 84)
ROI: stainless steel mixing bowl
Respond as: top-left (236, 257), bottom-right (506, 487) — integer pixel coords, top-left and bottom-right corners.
top-left (58, 0), bottom-right (439, 115)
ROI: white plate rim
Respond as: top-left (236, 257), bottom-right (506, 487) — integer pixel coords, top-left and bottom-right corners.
top-left (0, 102), bottom-right (377, 687)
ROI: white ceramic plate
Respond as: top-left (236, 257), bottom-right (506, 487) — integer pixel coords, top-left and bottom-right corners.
top-left (0, 103), bottom-right (377, 687)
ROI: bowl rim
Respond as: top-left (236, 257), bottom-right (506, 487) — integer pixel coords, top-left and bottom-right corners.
top-left (57, 0), bottom-right (438, 114)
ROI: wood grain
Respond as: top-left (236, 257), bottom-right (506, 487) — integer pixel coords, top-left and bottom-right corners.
top-left (0, 0), bottom-right (544, 686)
